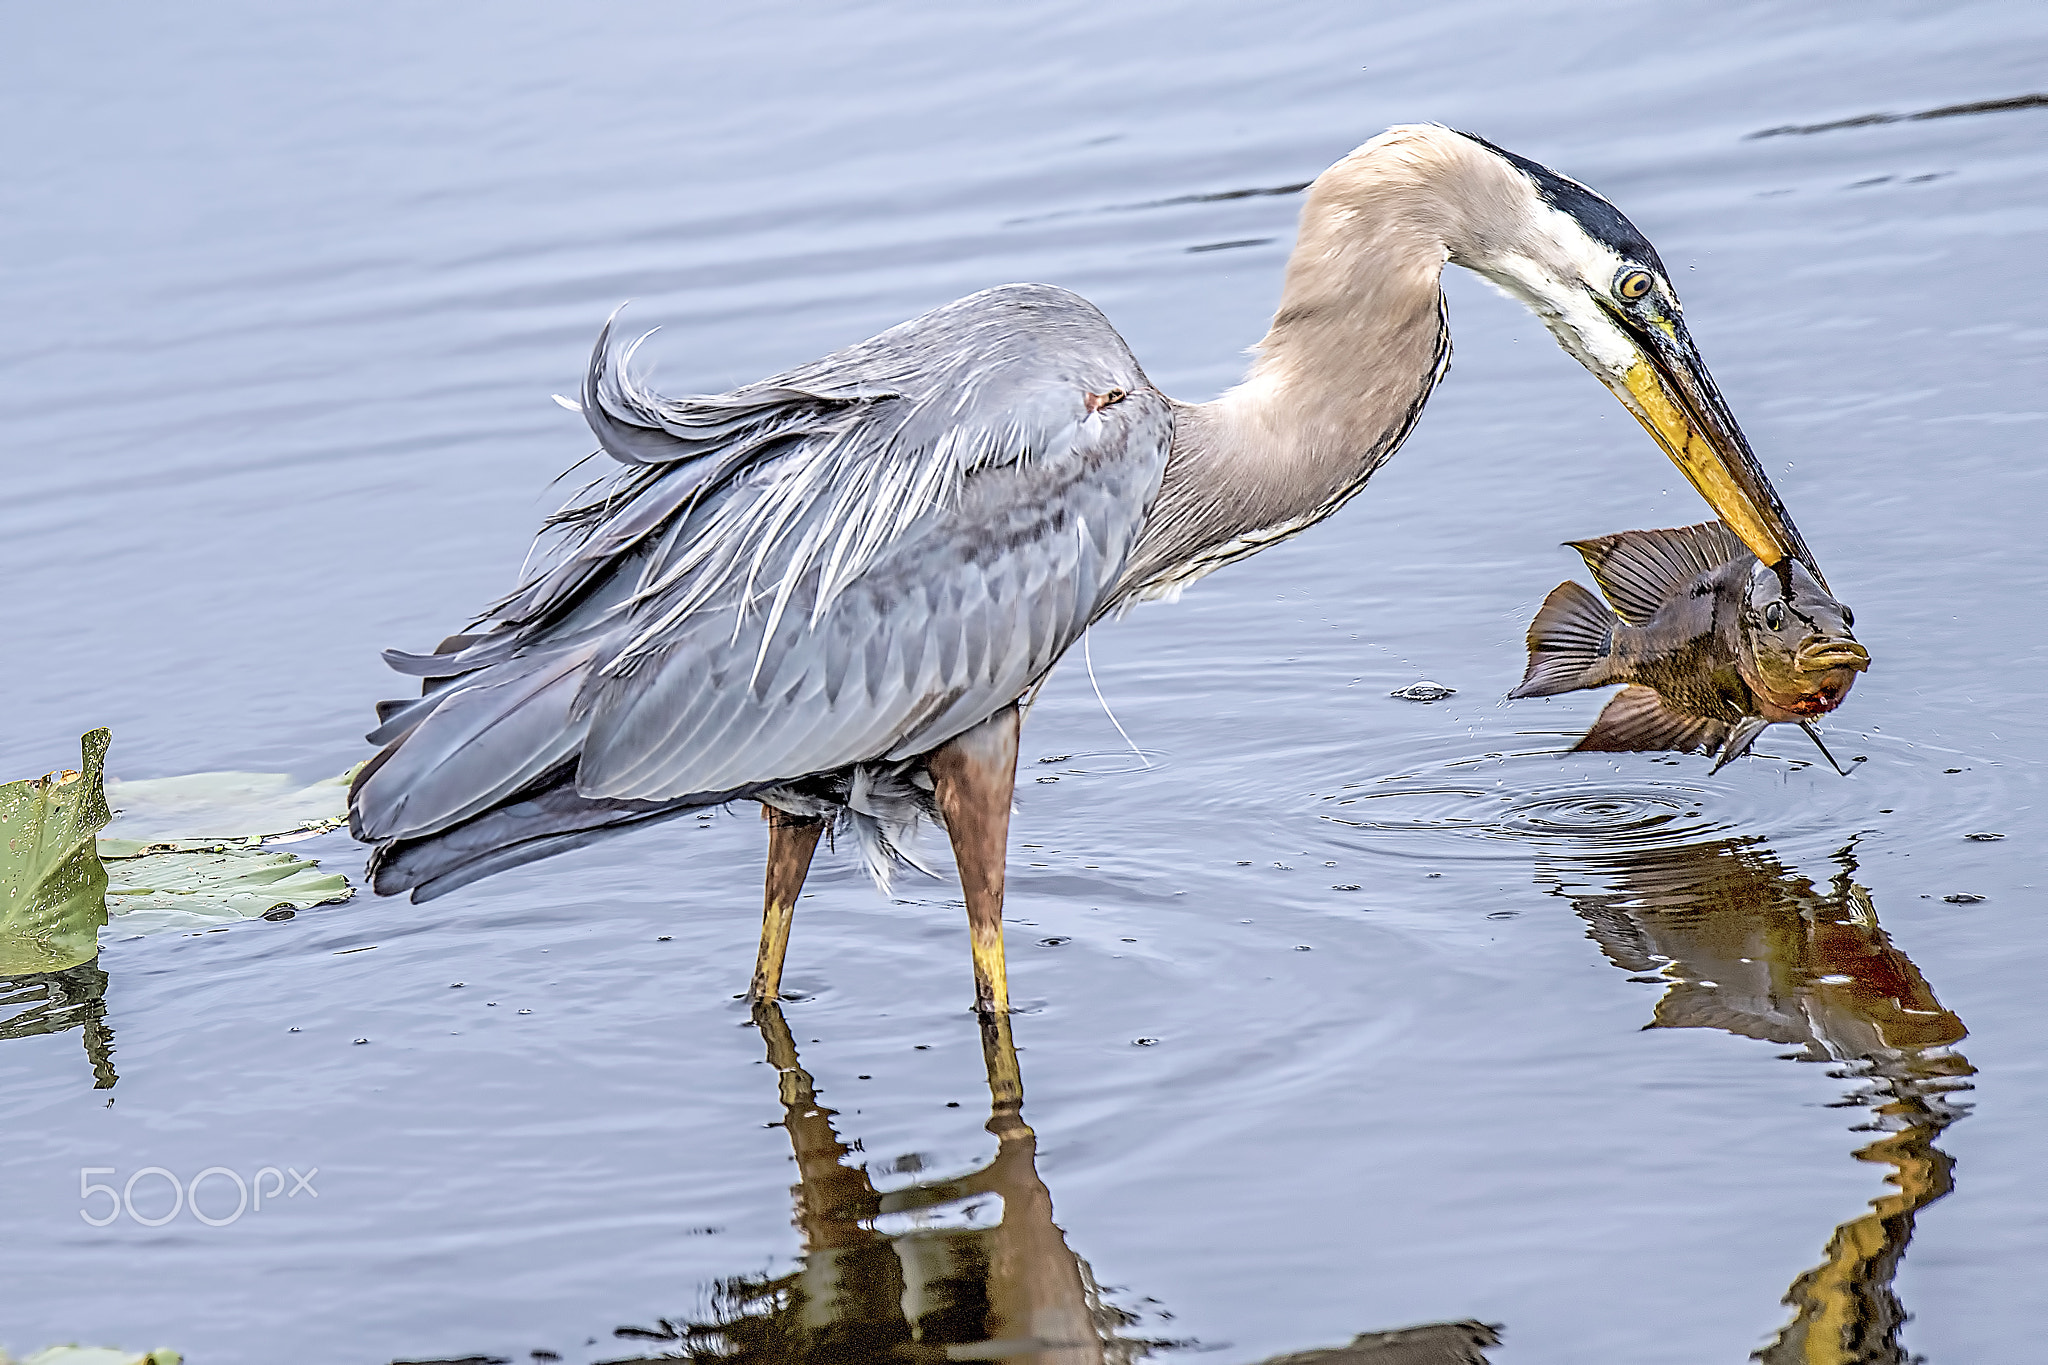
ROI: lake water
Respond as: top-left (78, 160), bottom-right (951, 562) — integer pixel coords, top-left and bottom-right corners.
top-left (3, 3), bottom-right (2044, 1362)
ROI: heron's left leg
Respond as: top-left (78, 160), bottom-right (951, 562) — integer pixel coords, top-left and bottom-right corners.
top-left (928, 704), bottom-right (1022, 1016)
top-left (751, 806), bottom-right (824, 1003)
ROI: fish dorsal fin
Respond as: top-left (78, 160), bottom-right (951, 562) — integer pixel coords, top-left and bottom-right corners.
top-left (1566, 522), bottom-right (1751, 625)
top-left (1573, 684), bottom-right (1731, 755)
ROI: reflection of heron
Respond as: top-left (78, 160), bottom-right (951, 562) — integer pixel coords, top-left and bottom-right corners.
top-left (350, 124), bottom-right (1817, 1015)
top-left (1539, 838), bottom-right (1973, 1363)
top-left (611, 1005), bottom-right (1152, 1364)
top-left (608, 1001), bottom-right (1502, 1365)
top-left (0, 960), bottom-right (116, 1089)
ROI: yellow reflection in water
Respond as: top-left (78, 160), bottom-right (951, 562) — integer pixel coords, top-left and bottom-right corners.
top-left (612, 1003), bottom-right (1503, 1364)
top-left (1539, 837), bottom-right (1972, 1364)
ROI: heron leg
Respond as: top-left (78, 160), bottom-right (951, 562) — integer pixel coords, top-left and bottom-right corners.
top-left (751, 806), bottom-right (824, 1003)
top-left (928, 704), bottom-right (1021, 1016)
top-left (978, 1008), bottom-right (1027, 1128)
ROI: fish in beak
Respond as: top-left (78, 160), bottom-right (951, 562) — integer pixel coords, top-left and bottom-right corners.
top-left (1511, 522), bottom-right (1868, 772)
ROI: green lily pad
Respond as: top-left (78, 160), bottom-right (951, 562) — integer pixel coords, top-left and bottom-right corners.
top-left (97, 766), bottom-right (358, 857)
top-left (0, 730), bottom-right (114, 974)
top-left (105, 847), bottom-right (355, 934)
top-left (2, 1347), bottom-right (182, 1365)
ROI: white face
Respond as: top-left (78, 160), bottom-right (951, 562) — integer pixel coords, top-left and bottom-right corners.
top-left (1427, 132), bottom-right (1809, 575)
top-left (1456, 175), bottom-right (1675, 382)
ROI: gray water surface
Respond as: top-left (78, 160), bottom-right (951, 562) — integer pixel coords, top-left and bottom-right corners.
top-left (4, 3), bottom-right (2045, 1361)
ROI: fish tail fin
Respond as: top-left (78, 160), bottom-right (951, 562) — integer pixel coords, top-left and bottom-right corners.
top-left (1575, 685), bottom-right (1732, 755)
top-left (1510, 581), bottom-right (1619, 698)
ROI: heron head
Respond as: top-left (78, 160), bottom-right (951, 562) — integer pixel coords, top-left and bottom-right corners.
top-left (1436, 129), bottom-right (1816, 580)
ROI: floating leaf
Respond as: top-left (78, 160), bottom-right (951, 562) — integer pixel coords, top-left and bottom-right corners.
top-left (97, 766), bottom-right (358, 856)
top-left (104, 847), bottom-right (354, 934)
top-left (0, 730), bottom-right (113, 974)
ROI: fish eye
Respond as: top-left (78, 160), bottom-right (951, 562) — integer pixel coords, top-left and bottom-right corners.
top-left (1615, 267), bottom-right (1654, 301)
top-left (1763, 601), bottom-right (1786, 631)
top-left (1841, 605), bottom-right (1855, 628)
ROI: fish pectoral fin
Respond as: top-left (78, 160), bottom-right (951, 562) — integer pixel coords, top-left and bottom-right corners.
top-left (1573, 685), bottom-right (1731, 754)
top-left (1510, 581), bottom-right (1618, 698)
top-left (1566, 522), bottom-right (1749, 625)
top-left (1707, 714), bottom-right (1774, 773)
top-left (1797, 720), bottom-right (1852, 775)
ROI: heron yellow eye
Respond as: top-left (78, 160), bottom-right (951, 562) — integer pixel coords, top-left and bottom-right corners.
top-left (1615, 268), bottom-right (1654, 301)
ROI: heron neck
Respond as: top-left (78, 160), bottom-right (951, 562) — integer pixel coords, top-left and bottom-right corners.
top-left (1119, 159), bottom-right (1454, 601)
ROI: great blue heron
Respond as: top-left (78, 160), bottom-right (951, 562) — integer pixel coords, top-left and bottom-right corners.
top-left (349, 124), bottom-right (1818, 1016)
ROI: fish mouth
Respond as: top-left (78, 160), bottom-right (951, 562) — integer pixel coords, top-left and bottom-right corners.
top-left (1593, 299), bottom-right (1823, 586)
top-left (1798, 638), bottom-right (1872, 674)
top-left (1743, 637), bottom-right (1869, 720)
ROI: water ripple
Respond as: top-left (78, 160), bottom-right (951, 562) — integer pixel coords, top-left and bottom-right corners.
top-left (1312, 723), bottom-right (2027, 866)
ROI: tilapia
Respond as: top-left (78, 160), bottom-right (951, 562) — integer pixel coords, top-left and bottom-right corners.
top-left (1510, 522), bottom-right (1869, 770)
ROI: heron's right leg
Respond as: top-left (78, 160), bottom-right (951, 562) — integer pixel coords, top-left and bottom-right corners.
top-left (751, 806), bottom-right (824, 1003)
top-left (928, 704), bottom-right (1022, 1016)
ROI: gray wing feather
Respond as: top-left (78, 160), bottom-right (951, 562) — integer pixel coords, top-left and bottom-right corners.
top-left (571, 437), bottom-right (1153, 801)
top-left (353, 644), bottom-right (598, 840)
top-left (354, 284), bottom-right (1169, 843)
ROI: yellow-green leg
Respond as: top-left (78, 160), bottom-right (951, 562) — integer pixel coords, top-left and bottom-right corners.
top-left (928, 705), bottom-right (1021, 1016)
top-left (750, 806), bottom-right (824, 1003)
top-left (978, 1006), bottom-right (1026, 1124)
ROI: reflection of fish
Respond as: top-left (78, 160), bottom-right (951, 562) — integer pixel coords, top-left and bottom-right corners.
top-left (1537, 835), bottom-right (1972, 1364)
top-left (1510, 522), bottom-right (1868, 769)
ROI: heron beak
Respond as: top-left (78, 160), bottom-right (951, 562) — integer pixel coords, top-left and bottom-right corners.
top-left (1595, 301), bottom-right (1817, 581)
